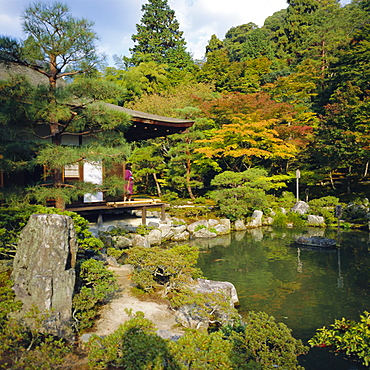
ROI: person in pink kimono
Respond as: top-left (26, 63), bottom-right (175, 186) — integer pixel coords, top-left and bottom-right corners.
top-left (124, 163), bottom-right (134, 201)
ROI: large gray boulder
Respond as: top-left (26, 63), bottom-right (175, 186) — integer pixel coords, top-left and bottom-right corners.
top-left (246, 210), bottom-right (263, 228)
top-left (187, 220), bottom-right (209, 233)
top-left (174, 279), bottom-right (240, 329)
top-left (196, 279), bottom-right (239, 306)
top-left (131, 234), bottom-right (150, 248)
top-left (12, 214), bottom-right (77, 340)
top-left (172, 231), bottom-right (190, 241)
top-left (208, 219), bottom-right (220, 228)
top-left (158, 224), bottom-right (175, 240)
top-left (147, 229), bottom-right (162, 245)
top-left (171, 224), bottom-right (187, 235)
top-left (307, 215), bottom-right (325, 226)
top-left (113, 235), bottom-right (132, 249)
top-left (234, 219), bottom-right (247, 231)
top-left (214, 223), bottom-right (230, 235)
top-left (175, 304), bottom-right (209, 329)
top-left (193, 228), bottom-right (217, 239)
top-left (115, 222), bottom-right (137, 233)
top-left (291, 201), bottom-right (310, 215)
top-left (218, 219), bottom-right (231, 233)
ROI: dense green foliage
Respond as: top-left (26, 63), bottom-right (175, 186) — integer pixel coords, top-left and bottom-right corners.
top-left (119, 0), bottom-right (369, 209)
top-left (87, 310), bottom-right (307, 370)
top-left (309, 311), bottom-right (370, 366)
top-left (1, 0), bottom-right (370, 213)
top-left (125, 244), bottom-right (203, 296)
top-left (73, 259), bottom-right (118, 331)
top-left (210, 168), bottom-right (290, 220)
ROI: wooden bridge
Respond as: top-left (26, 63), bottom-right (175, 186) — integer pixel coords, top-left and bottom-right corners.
top-left (67, 198), bottom-right (169, 225)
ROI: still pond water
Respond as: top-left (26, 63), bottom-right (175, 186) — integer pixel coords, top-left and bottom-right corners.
top-left (192, 227), bottom-right (370, 370)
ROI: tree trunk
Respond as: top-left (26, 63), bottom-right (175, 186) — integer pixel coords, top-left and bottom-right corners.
top-left (52, 133), bottom-right (65, 211)
top-left (364, 162), bottom-right (369, 177)
top-left (153, 173), bottom-right (162, 197)
top-left (347, 166), bottom-right (352, 194)
top-left (186, 157), bottom-right (195, 200)
top-left (48, 56), bottom-right (65, 210)
top-left (329, 171), bottom-right (336, 190)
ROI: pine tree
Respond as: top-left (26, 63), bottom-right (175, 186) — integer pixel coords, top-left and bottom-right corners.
top-left (129, 0), bottom-right (193, 70)
top-left (0, 2), bottom-right (131, 209)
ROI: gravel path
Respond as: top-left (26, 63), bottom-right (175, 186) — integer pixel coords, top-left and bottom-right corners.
top-left (91, 265), bottom-right (184, 338)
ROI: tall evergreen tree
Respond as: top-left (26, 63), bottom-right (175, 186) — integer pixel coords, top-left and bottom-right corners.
top-left (128, 0), bottom-right (193, 70)
top-left (283, 0), bottom-right (320, 62)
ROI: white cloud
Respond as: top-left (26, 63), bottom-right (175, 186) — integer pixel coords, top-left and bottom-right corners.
top-left (169, 0), bottom-right (288, 59)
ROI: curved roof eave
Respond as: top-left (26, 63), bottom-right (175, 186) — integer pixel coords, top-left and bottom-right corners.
top-left (105, 103), bottom-right (194, 127)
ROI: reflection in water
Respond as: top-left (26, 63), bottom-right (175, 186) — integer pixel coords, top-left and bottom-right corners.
top-left (297, 248), bottom-right (303, 273)
top-left (195, 228), bottom-right (370, 370)
top-left (338, 247), bottom-right (344, 289)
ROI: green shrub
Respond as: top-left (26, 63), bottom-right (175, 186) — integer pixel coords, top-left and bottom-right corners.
top-left (72, 259), bottom-right (118, 331)
top-left (319, 208), bottom-right (335, 225)
top-left (342, 203), bottom-right (369, 223)
top-left (307, 196), bottom-right (340, 226)
top-left (308, 311), bottom-right (370, 367)
top-left (192, 196), bottom-right (209, 204)
top-left (275, 191), bottom-right (297, 210)
top-left (308, 196), bottom-right (339, 210)
top-left (193, 225), bottom-right (217, 235)
top-left (87, 311), bottom-right (307, 370)
top-left (286, 212), bottom-right (306, 228)
top-left (272, 212), bottom-right (288, 228)
top-left (107, 247), bottom-right (124, 260)
top-left (170, 329), bottom-right (234, 369)
top-left (99, 226), bottom-right (127, 237)
top-left (184, 206), bottom-right (210, 218)
top-left (161, 191), bottom-right (179, 203)
top-left (126, 245), bottom-right (203, 296)
top-left (87, 311), bottom-right (177, 370)
top-left (210, 169), bottom-right (290, 221)
top-left (194, 224), bottom-right (207, 232)
top-left (208, 227), bottom-right (217, 234)
top-left (211, 187), bottom-right (268, 221)
top-left (169, 287), bottom-right (239, 327)
top-left (234, 311), bottom-right (308, 369)
top-left (136, 224), bottom-right (155, 236)
top-left (0, 272), bottom-right (22, 324)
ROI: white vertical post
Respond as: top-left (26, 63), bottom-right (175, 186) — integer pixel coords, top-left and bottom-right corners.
top-left (296, 169), bottom-right (300, 202)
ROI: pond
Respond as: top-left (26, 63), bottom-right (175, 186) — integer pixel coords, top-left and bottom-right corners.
top-left (193, 227), bottom-right (370, 370)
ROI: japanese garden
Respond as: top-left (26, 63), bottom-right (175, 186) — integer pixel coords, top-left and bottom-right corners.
top-left (0, 0), bottom-right (370, 369)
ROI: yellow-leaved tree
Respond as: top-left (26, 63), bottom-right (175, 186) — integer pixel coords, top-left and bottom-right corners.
top-left (195, 113), bottom-right (298, 169)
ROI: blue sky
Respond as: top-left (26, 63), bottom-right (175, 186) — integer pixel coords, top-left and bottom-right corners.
top-left (0, 0), bottom-right (352, 66)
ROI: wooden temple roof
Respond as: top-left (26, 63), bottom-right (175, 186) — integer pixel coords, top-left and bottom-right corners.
top-left (105, 103), bottom-right (194, 141)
